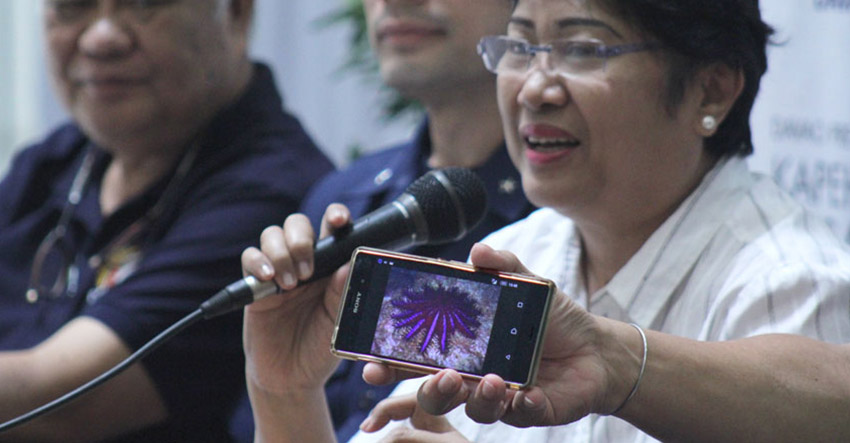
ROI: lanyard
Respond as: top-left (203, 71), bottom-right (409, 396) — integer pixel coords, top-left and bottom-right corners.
top-left (26, 142), bottom-right (200, 303)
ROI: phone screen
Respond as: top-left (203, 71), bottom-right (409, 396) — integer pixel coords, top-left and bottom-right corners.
top-left (332, 248), bottom-right (553, 388)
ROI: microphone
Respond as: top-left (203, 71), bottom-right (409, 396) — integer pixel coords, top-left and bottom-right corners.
top-left (200, 167), bottom-right (488, 319)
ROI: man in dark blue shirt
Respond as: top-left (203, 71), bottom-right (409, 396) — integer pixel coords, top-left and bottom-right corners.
top-left (307, 2), bottom-right (535, 435)
top-left (0, 1), bottom-right (332, 441)
top-left (229, 1), bottom-right (531, 441)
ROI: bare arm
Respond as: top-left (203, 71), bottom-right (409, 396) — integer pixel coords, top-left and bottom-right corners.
top-left (0, 317), bottom-right (166, 442)
top-left (243, 274), bottom-right (340, 443)
top-left (242, 205), bottom-right (354, 443)
top-left (618, 331), bottom-right (850, 442)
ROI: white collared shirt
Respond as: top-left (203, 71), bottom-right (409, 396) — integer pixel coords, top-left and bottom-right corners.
top-left (351, 157), bottom-right (850, 443)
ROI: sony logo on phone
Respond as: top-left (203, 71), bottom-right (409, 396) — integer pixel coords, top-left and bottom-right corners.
top-left (353, 291), bottom-right (362, 314)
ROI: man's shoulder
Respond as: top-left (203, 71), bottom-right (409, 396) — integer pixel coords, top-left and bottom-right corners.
top-left (14, 123), bottom-right (85, 161)
top-left (198, 62), bottom-right (334, 191)
top-left (300, 143), bottom-right (415, 221)
top-left (1, 122), bottom-right (86, 193)
top-left (322, 144), bottom-right (412, 186)
top-left (194, 91), bottom-right (334, 204)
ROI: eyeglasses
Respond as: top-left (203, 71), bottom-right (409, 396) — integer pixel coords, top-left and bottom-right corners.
top-left (26, 141), bottom-right (199, 303)
top-left (27, 222), bottom-right (76, 302)
top-left (26, 149), bottom-right (95, 303)
top-left (46, 0), bottom-right (180, 25)
top-left (477, 35), bottom-right (658, 76)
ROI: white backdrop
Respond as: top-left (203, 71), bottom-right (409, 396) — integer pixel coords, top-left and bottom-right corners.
top-left (749, 2), bottom-right (850, 243)
top-left (2, 1), bottom-right (848, 242)
top-left (248, 1), bottom-right (418, 165)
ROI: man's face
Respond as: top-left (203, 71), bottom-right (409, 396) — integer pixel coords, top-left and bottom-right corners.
top-left (363, 0), bottom-right (512, 98)
top-left (43, 0), bottom-right (251, 152)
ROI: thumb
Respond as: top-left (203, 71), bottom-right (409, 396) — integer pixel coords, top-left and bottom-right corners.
top-left (469, 243), bottom-right (533, 275)
top-left (501, 387), bottom-right (554, 428)
top-left (410, 405), bottom-right (455, 433)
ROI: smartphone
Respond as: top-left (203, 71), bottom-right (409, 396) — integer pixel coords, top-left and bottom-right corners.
top-left (331, 247), bottom-right (555, 389)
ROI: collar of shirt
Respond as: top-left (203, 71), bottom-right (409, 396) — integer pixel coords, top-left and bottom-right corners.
top-left (339, 119), bottom-right (530, 224)
top-left (196, 63), bottom-right (291, 159)
top-left (591, 157), bottom-right (753, 326)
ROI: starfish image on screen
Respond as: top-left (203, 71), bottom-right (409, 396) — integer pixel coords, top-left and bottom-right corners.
top-left (392, 283), bottom-right (482, 354)
top-left (371, 267), bottom-right (499, 373)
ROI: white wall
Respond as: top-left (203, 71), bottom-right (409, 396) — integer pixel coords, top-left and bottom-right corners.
top-left (248, 0), bottom-right (417, 165)
top-left (748, 2), bottom-right (850, 243)
top-left (0, 2), bottom-right (66, 175)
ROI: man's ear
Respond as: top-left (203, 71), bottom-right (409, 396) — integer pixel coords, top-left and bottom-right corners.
top-left (224, 0), bottom-right (254, 33)
top-left (226, 0), bottom-right (255, 54)
top-left (693, 63), bottom-right (745, 137)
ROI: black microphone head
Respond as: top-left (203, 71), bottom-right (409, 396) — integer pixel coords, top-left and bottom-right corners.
top-left (403, 167), bottom-right (488, 244)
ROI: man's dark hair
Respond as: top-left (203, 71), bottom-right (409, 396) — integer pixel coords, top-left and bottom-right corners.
top-left (510, 0), bottom-right (773, 157)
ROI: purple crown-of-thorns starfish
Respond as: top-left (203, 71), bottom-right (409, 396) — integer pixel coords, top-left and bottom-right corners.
top-left (391, 284), bottom-right (482, 354)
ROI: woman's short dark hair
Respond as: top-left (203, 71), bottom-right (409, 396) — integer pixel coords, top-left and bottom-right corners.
top-left (511, 0), bottom-right (774, 157)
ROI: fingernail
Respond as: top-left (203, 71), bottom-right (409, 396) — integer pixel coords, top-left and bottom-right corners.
top-left (282, 272), bottom-right (296, 287)
top-left (298, 262), bottom-right (311, 279)
top-left (259, 264), bottom-right (274, 279)
top-left (437, 372), bottom-right (456, 394)
top-left (330, 207), bottom-right (344, 221)
top-left (523, 395), bottom-right (538, 409)
top-left (481, 379), bottom-right (497, 399)
top-left (359, 417), bottom-right (372, 431)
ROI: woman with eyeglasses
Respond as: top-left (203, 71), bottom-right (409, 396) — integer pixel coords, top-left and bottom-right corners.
top-left (240, 0), bottom-right (850, 441)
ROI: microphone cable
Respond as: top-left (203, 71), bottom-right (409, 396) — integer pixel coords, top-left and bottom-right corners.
top-left (0, 308), bottom-right (204, 433)
top-left (0, 278), bottom-right (282, 433)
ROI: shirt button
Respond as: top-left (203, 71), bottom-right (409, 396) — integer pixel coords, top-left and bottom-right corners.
top-left (357, 389), bottom-right (378, 410)
top-left (374, 168), bottom-right (393, 186)
top-left (499, 177), bottom-right (518, 194)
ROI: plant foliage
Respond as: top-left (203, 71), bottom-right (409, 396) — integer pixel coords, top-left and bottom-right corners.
top-left (315, 0), bottom-right (422, 121)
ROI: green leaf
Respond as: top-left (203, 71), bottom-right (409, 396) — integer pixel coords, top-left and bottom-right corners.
top-left (314, 0), bottom-right (422, 121)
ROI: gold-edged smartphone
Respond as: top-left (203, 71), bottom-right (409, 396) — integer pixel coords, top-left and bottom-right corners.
top-left (331, 247), bottom-right (555, 389)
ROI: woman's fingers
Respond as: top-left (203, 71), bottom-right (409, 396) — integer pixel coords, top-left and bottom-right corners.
top-left (469, 243), bottom-right (533, 275)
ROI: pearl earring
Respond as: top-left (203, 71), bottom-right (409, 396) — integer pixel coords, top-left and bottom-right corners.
top-left (702, 115), bottom-right (717, 132)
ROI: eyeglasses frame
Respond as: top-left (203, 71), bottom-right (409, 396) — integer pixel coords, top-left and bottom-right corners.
top-left (477, 35), bottom-right (659, 75)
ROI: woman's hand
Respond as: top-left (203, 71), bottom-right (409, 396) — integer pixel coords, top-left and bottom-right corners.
top-left (242, 204), bottom-right (353, 395)
top-left (360, 393), bottom-right (470, 442)
top-left (364, 242), bottom-right (640, 428)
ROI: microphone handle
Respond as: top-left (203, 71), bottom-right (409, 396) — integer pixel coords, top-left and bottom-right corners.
top-left (313, 199), bottom-right (423, 279)
top-left (201, 199), bottom-right (426, 319)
